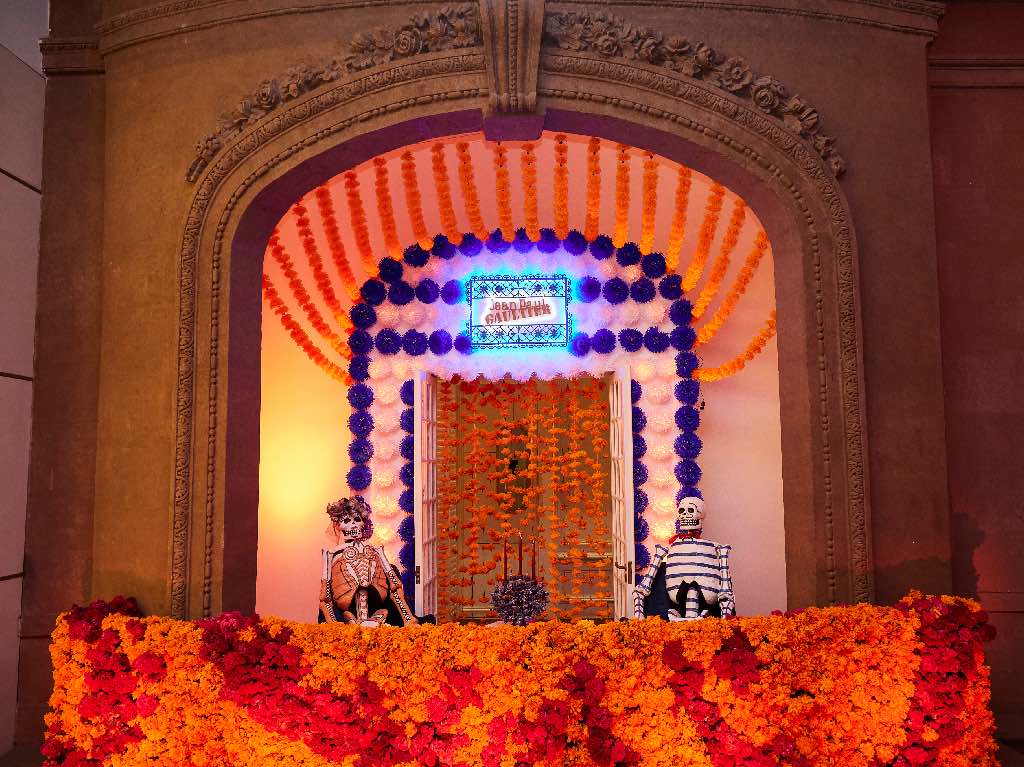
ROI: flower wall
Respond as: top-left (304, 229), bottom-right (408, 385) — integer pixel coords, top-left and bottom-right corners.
top-left (44, 594), bottom-right (999, 766)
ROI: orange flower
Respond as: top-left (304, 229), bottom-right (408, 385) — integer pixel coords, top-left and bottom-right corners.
top-left (430, 143), bottom-right (463, 246)
top-left (696, 309), bottom-right (777, 381)
top-left (697, 229), bottom-right (770, 346)
top-left (692, 199), bottom-right (747, 320)
top-left (682, 182), bottom-right (725, 292)
top-left (584, 136), bottom-right (602, 241)
top-left (400, 150), bottom-right (433, 250)
top-left (613, 143), bottom-right (631, 248)
top-left (639, 153), bottom-right (659, 254)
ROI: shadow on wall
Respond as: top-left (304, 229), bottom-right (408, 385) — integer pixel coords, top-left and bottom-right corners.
top-left (951, 510), bottom-right (985, 599)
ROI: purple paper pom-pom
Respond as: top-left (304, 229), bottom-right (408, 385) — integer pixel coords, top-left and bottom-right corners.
top-left (349, 438), bottom-right (374, 464)
top-left (634, 516), bottom-right (650, 543)
top-left (641, 252), bottom-right (667, 279)
top-left (432, 234), bottom-right (457, 259)
top-left (619, 328), bottom-right (644, 352)
top-left (675, 432), bottom-right (703, 460)
top-left (675, 351), bottom-right (699, 377)
top-left (616, 242), bottom-right (642, 267)
top-left (403, 244), bottom-right (430, 268)
top-left (399, 462), bottom-right (415, 487)
top-left (675, 406), bottom-right (700, 431)
top-left (399, 488), bottom-right (414, 513)
top-left (378, 257), bottom-right (403, 284)
top-left (670, 326), bottom-right (697, 350)
top-left (459, 233), bottom-right (483, 256)
top-left (669, 299), bottom-right (694, 326)
top-left (400, 379), bottom-right (415, 406)
top-left (348, 410), bottom-right (374, 438)
top-left (564, 230), bottom-right (588, 255)
top-left (375, 328), bottom-right (402, 355)
top-left (675, 378), bottom-right (700, 405)
top-left (631, 379), bottom-right (642, 403)
top-left (634, 462), bottom-right (649, 486)
top-left (361, 279), bottom-right (387, 306)
top-left (635, 543), bottom-right (651, 571)
top-left (347, 384), bottom-right (374, 410)
top-left (537, 228), bottom-right (560, 253)
top-left (490, 576), bottom-right (550, 626)
top-left (590, 234), bottom-right (614, 260)
top-left (602, 277), bottom-right (629, 305)
top-left (403, 330), bottom-right (429, 356)
top-left (349, 355), bottom-right (370, 382)
top-left (441, 280), bottom-right (463, 305)
top-left (454, 333), bottom-right (472, 354)
top-left (512, 227), bottom-right (533, 252)
top-left (350, 302), bottom-right (377, 330)
top-left (676, 486), bottom-right (704, 503)
top-left (643, 328), bottom-right (670, 353)
top-left (633, 433), bottom-right (647, 459)
top-left (578, 276), bottom-right (601, 303)
top-left (398, 515), bottom-right (416, 543)
top-left (346, 464), bottom-right (371, 490)
top-left (399, 542), bottom-right (415, 571)
top-left (416, 279), bottom-right (440, 304)
top-left (591, 328), bottom-right (616, 354)
top-left (630, 278), bottom-right (656, 304)
top-left (659, 274), bottom-right (683, 300)
top-left (675, 460), bottom-right (702, 486)
top-left (388, 280), bottom-right (415, 305)
top-left (400, 408), bottom-right (415, 433)
top-left (349, 330), bottom-right (374, 356)
top-left (632, 406), bottom-right (647, 432)
top-left (570, 332), bottom-right (591, 357)
top-left (635, 488), bottom-right (649, 513)
top-left (429, 330), bottom-right (453, 355)
top-left (487, 228), bottom-right (511, 253)
top-left (400, 435), bottom-right (415, 461)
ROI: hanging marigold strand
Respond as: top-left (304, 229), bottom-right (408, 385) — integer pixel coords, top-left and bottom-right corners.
top-left (265, 231), bottom-right (350, 359)
top-left (692, 199), bottom-right (747, 320)
top-left (553, 134), bottom-right (570, 239)
top-left (521, 142), bottom-right (541, 241)
top-left (314, 186), bottom-right (360, 303)
top-left (639, 153), bottom-right (659, 254)
top-left (291, 201), bottom-right (352, 334)
top-left (697, 229), bottom-right (770, 346)
top-left (613, 143), bottom-right (631, 248)
top-left (493, 143), bottom-right (515, 241)
top-left (373, 157), bottom-right (402, 260)
top-left (584, 137), bottom-right (602, 241)
top-left (430, 143), bottom-right (463, 246)
top-left (262, 274), bottom-right (349, 384)
top-left (343, 172), bottom-right (377, 275)
top-left (455, 142), bottom-right (489, 241)
top-left (666, 165), bottom-right (693, 272)
top-left (400, 151), bottom-right (433, 250)
top-left (682, 182), bottom-right (726, 292)
top-left (695, 309), bottom-right (777, 382)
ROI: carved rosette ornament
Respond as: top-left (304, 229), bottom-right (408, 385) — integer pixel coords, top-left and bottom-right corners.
top-left (542, 10), bottom-right (846, 177)
top-left (186, 5), bottom-right (482, 182)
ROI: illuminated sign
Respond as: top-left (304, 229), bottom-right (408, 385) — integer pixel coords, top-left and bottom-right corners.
top-left (467, 275), bottom-right (572, 349)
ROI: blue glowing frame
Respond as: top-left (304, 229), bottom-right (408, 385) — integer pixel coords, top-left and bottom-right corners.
top-left (466, 274), bottom-right (572, 349)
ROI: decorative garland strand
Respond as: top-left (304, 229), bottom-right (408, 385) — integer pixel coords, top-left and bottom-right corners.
top-left (553, 133), bottom-right (570, 239)
top-left (292, 201), bottom-right (352, 333)
top-left (682, 183), bottom-right (726, 292)
top-left (313, 186), bottom-right (360, 303)
top-left (584, 137), bottom-right (602, 241)
top-left (521, 142), bottom-right (541, 242)
top-left (400, 151), bottom-right (433, 250)
top-left (665, 165), bottom-right (693, 273)
top-left (695, 309), bottom-right (777, 381)
top-left (697, 229), bottom-right (770, 346)
top-left (493, 143), bottom-right (515, 242)
top-left (455, 142), bottom-right (489, 241)
top-left (262, 274), bottom-right (348, 383)
top-left (343, 172), bottom-right (377, 275)
top-left (613, 143), bottom-right (631, 248)
top-left (692, 199), bottom-right (747, 320)
top-left (639, 153), bottom-right (659, 255)
top-left (373, 157), bottom-right (402, 259)
top-left (430, 143), bottom-right (463, 246)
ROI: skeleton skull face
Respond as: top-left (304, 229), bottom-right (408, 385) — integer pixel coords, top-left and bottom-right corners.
top-left (676, 496), bottom-right (705, 533)
top-left (337, 508), bottom-right (365, 542)
top-left (327, 497), bottom-right (371, 544)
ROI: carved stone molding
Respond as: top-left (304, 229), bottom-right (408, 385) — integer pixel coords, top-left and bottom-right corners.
top-left (40, 36), bottom-right (104, 75)
top-left (186, 4), bottom-right (482, 182)
top-left (543, 9), bottom-right (846, 176)
top-left (480, 0), bottom-right (545, 112)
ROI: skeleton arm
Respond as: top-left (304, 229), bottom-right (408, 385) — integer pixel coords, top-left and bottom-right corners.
top-left (319, 549), bottom-right (338, 622)
top-left (717, 544), bottom-right (735, 617)
top-left (632, 544), bottom-right (669, 618)
top-left (378, 547), bottom-right (418, 625)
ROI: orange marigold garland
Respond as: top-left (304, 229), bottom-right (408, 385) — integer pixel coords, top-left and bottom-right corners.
top-left (552, 134), bottom-right (570, 239)
top-left (682, 182), bottom-right (726, 292)
top-left (372, 157), bottom-right (402, 259)
top-left (343, 171), bottom-right (377, 275)
top-left (291, 200), bottom-right (353, 334)
top-left (692, 199), bottom-right (748, 320)
top-left (521, 143), bottom-right (541, 241)
top-left (400, 150), bottom-right (433, 250)
top-left (313, 186), bottom-right (360, 303)
top-left (697, 229), bottom-right (770, 346)
top-left (584, 136), bottom-right (602, 241)
top-left (639, 153), bottom-right (660, 254)
top-left (666, 164), bottom-right (694, 272)
top-left (262, 274), bottom-right (349, 384)
top-left (613, 143), bottom-right (631, 248)
top-left (695, 308), bottom-right (777, 381)
top-left (430, 143), bottom-right (463, 246)
top-left (493, 143), bottom-right (515, 242)
top-left (455, 142), bottom-right (489, 241)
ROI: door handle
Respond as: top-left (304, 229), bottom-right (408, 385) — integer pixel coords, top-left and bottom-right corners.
top-left (613, 561), bottom-right (634, 583)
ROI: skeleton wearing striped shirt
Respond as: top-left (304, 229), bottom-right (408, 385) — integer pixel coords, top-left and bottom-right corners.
top-left (633, 496), bottom-right (735, 620)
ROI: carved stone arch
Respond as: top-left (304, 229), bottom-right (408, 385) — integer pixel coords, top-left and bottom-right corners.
top-left (176, 28), bottom-right (869, 619)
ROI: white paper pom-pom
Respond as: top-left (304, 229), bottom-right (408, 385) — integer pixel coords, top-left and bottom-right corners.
top-left (374, 414), bottom-right (400, 434)
top-left (376, 386), bottom-right (398, 406)
top-left (373, 496), bottom-right (400, 519)
top-left (392, 358), bottom-right (413, 379)
top-left (653, 521), bottom-right (675, 541)
top-left (370, 525), bottom-right (395, 545)
top-left (646, 384), bottom-right (671, 404)
top-left (648, 443), bottom-right (674, 462)
top-left (620, 304), bottom-right (641, 326)
top-left (654, 470), bottom-right (675, 488)
top-left (402, 304), bottom-right (424, 328)
top-left (656, 357), bottom-right (677, 380)
top-left (367, 359), bottom-right (392, 381)
top-left (633, 361), bottom-right (656, 383)
top-left (598, 259), bottom-right (618, 279)
top-left (655, 497), bottom-right (676, 516)
top-left (644, 301), bottom-right (668, 325)
top-left (376, 304), bottom-right (400, 327)
top-left (374, 440), bottom-right (397, 462)
top-left (650, 414), bottom-right (674, 433)
top-left (622, 265), bottom-right (642, 283)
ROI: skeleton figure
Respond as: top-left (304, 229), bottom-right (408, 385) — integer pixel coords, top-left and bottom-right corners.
top-left (318, 497), bottom-right (419, 627)
top-left (632, 496), bottom-right (735, 620)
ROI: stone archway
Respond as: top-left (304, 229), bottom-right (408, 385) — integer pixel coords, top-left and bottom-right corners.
top-left (174, 5), bottom-right (868, 619)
